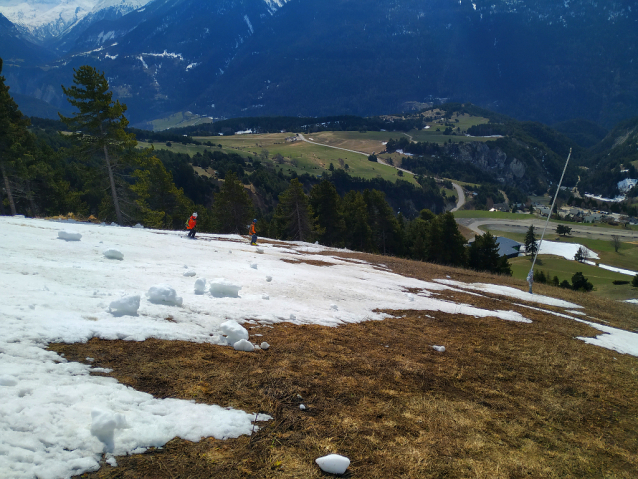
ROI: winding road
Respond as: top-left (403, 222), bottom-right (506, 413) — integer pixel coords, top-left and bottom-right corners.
top-left (456, 217), bottom-right (638, 241)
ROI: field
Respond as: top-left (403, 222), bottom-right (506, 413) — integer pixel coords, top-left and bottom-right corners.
top-left (483, 229), bottom-right (638, 274)
top-left (60, 254), bottom-right (638, 479)
top-left (509, 256), bottom-right (636, 301)
top-left (140, 133), bottom-right (420, 185)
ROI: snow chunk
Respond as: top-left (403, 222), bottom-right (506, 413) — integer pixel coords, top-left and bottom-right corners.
top-left (194, 278), bottom-right (207, 294)
top-left (250, 263), bottom-right (258, 269)
top-left (256, 248), bottom-right (264, 254)
top-left (266, 275), bottom-right (273, 282)
top-left (103, 248), bottom-right (124, 260)
top-left (146, 284), bottom-right (183, 306)
top-left (262, 294), bottom-right (270, 300)
top-left (315, 454), bottom-right (350, 475)
top-left (133, 223), bottom-right (144, 229)
top-left (183, 270), bottom-right (196, 277)
top-left (233, 339), bottom-right (255, 352)
top-left (300, 404), bottom-right (306, 410)
top-left (58, 230), bottom-right (82, 241)
top-left (0, 375), bottom-right (18, 386)
top-left (220, 320), bottom-right (249, 346)
top-left (209, 278), bottom-right (242, 298)
top-left (260, 342), bottom-right (270, 350)
top-left (90, 409), bottom-right (128, 453)
top-left (108, 295), bottom-right (140, 316)
top-left (330, 304), bottom-right (338, 311)
top-left (432, 345), bottom-right (446, 352)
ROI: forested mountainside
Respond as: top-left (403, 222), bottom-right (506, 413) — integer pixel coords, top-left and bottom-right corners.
top-left (1, 0), bottom-right (636, 126)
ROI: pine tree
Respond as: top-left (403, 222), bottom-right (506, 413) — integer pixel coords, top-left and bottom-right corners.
top-left (212, 171), bottom-right (254, 234)
top-left (0, 58), bottom-right (31, 216)
top-left (273, 178), bottom-right (319, 241)
top-left (59, 66), bottom-right (137, 225)
top-left (524, 225), bottom-right (538, 257)
top-left (468, 232), bottom-right (511, 275)
top-left (343, 190), bottom-right (373, 251)
top-left (309, 179), bottom-right (346, 247)
top-left (436, 212), bottom-right (467, 266)
top-left (363, 189), bottom-right (400, 255)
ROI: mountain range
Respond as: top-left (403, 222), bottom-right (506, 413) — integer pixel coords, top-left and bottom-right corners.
top-left (1, 0), bottom-right (637, 127)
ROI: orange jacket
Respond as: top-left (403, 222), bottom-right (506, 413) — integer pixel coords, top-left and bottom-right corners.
top-left (249, 223), bottom-right (256, 235)
top-left (187, 216), bottom-right (197, 229)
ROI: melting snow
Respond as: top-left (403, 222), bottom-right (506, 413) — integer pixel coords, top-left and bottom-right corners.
top-left (1, 216), bottom-right (636, 478)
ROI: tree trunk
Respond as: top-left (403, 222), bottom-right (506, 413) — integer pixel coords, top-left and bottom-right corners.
top-left (25, 180), bottom-right (38, 217)
top-left (0, 159), bottom-right (17, 215)
top-left (103, 145), bottom-right (123, 225)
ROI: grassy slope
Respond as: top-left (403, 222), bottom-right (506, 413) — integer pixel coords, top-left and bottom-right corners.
top-left (56, 251), bottom-right (638, 479)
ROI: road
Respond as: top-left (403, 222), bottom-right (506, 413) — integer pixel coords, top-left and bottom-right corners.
top-left (297, 133), bottom-right (466, 211)
top-left (456, 217), bottom-right (638, 241)
top-left (450, 183), bottom-right (466, 212)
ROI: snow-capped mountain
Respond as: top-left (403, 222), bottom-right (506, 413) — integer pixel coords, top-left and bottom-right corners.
top-left (0, 0), bottom-right (151, 42)
top-left (1, 0), bottom-right (637, 128)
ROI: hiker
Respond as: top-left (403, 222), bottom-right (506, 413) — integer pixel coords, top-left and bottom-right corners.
top-left (186, 212), bottom-right (198, 238)
top-left (249, 219), bottom-right (257, 245)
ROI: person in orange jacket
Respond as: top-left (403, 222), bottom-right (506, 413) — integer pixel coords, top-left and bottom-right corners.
top-left (249, 219), bottom-right (257, 245)
top-left (186, 212), bottom-right (198, 238)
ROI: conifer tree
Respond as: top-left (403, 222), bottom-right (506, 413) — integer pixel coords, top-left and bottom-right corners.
top-left (343, 190), bottom-right (373, 251)
top-left (309, 179), bottom-right (346, 246)
top-left (0, 58), bottom-right (31, 216)
top-left (60, 66), bottom-right (136, 225)
top-left (524, 225), bottom-right (538, 257)
top-left (363, 189), bottom-right (400, 255)
top-left (468, 232), bottom-right (512, 275)
top-left (436, 211), bottom-right (467, 266)
top-left (273, 178), bottom-right (319, 241)
top-left (212, 171), bottom-right (254, 234)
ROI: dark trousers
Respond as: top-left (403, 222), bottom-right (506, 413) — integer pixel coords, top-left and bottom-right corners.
top-left (251, 234), bottom-right (257, 244)
top-left (188, 228), bottom-right (196, 238)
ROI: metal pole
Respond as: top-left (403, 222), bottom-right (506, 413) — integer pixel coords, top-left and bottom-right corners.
top-left (528, 148), bottom-right (572, 294)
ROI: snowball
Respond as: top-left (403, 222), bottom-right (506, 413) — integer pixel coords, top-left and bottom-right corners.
top-left (266, 275), bottom-right (273, 282)
top-left (183, 270), bottom-right (196, 277)
top-left (108, 295), bottom-right (140, 316)
top-left (233, 339), bottom-right (255, 352)
top-left (106, 456), bottom-right (118, 467)
top-left (260, 342), bottom-right (270, 350)
top-left (103, 248), bottom-right (124, 260)
top-left (133, 223), bottom-right (144, 229)
top-left (0, 375), bottom-right (18, 386)
top-left (315, 454), bottom-right (350, 475)
top-left (262, 294), bottom-right (270, 300)
top-left (220, 320), bottom-right (249, 346)
top-left (432, 345), bottom-right (446, 352)
top-left (146, 284), bottom-right (183, 306)
top-left (300, 404), bottom-right (306, 410)
top-left (250, 263), bottom-right (258, 269)
top-left (256, 248), bottom-right (264, 254)
top-left (90, 409), bottom-right (128, 453)
top-left (330, 304), bottom-right (338, 311)
top-left (209, 278), bottom-right (242, 298)
top-left (57, 230), bottom-right (82, 241)
top-left (194, 278), bottom-right (207, 294)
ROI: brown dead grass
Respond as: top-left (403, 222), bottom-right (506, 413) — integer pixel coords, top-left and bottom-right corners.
top-left (51, 253), bottom-right (638, 479)
top-left (280, 258), bottom-right (334, 267)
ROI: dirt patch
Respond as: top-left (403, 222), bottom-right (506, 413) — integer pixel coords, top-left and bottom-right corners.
top-left (281, 258), bottom-right (334, 267)
top-left (58, 302), bottom-right (638, 478)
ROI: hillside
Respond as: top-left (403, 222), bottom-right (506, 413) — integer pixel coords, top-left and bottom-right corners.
top-left (1, 216), bottom-right (637, 478)
top-left (1, 0), bottom-right (637, 126)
